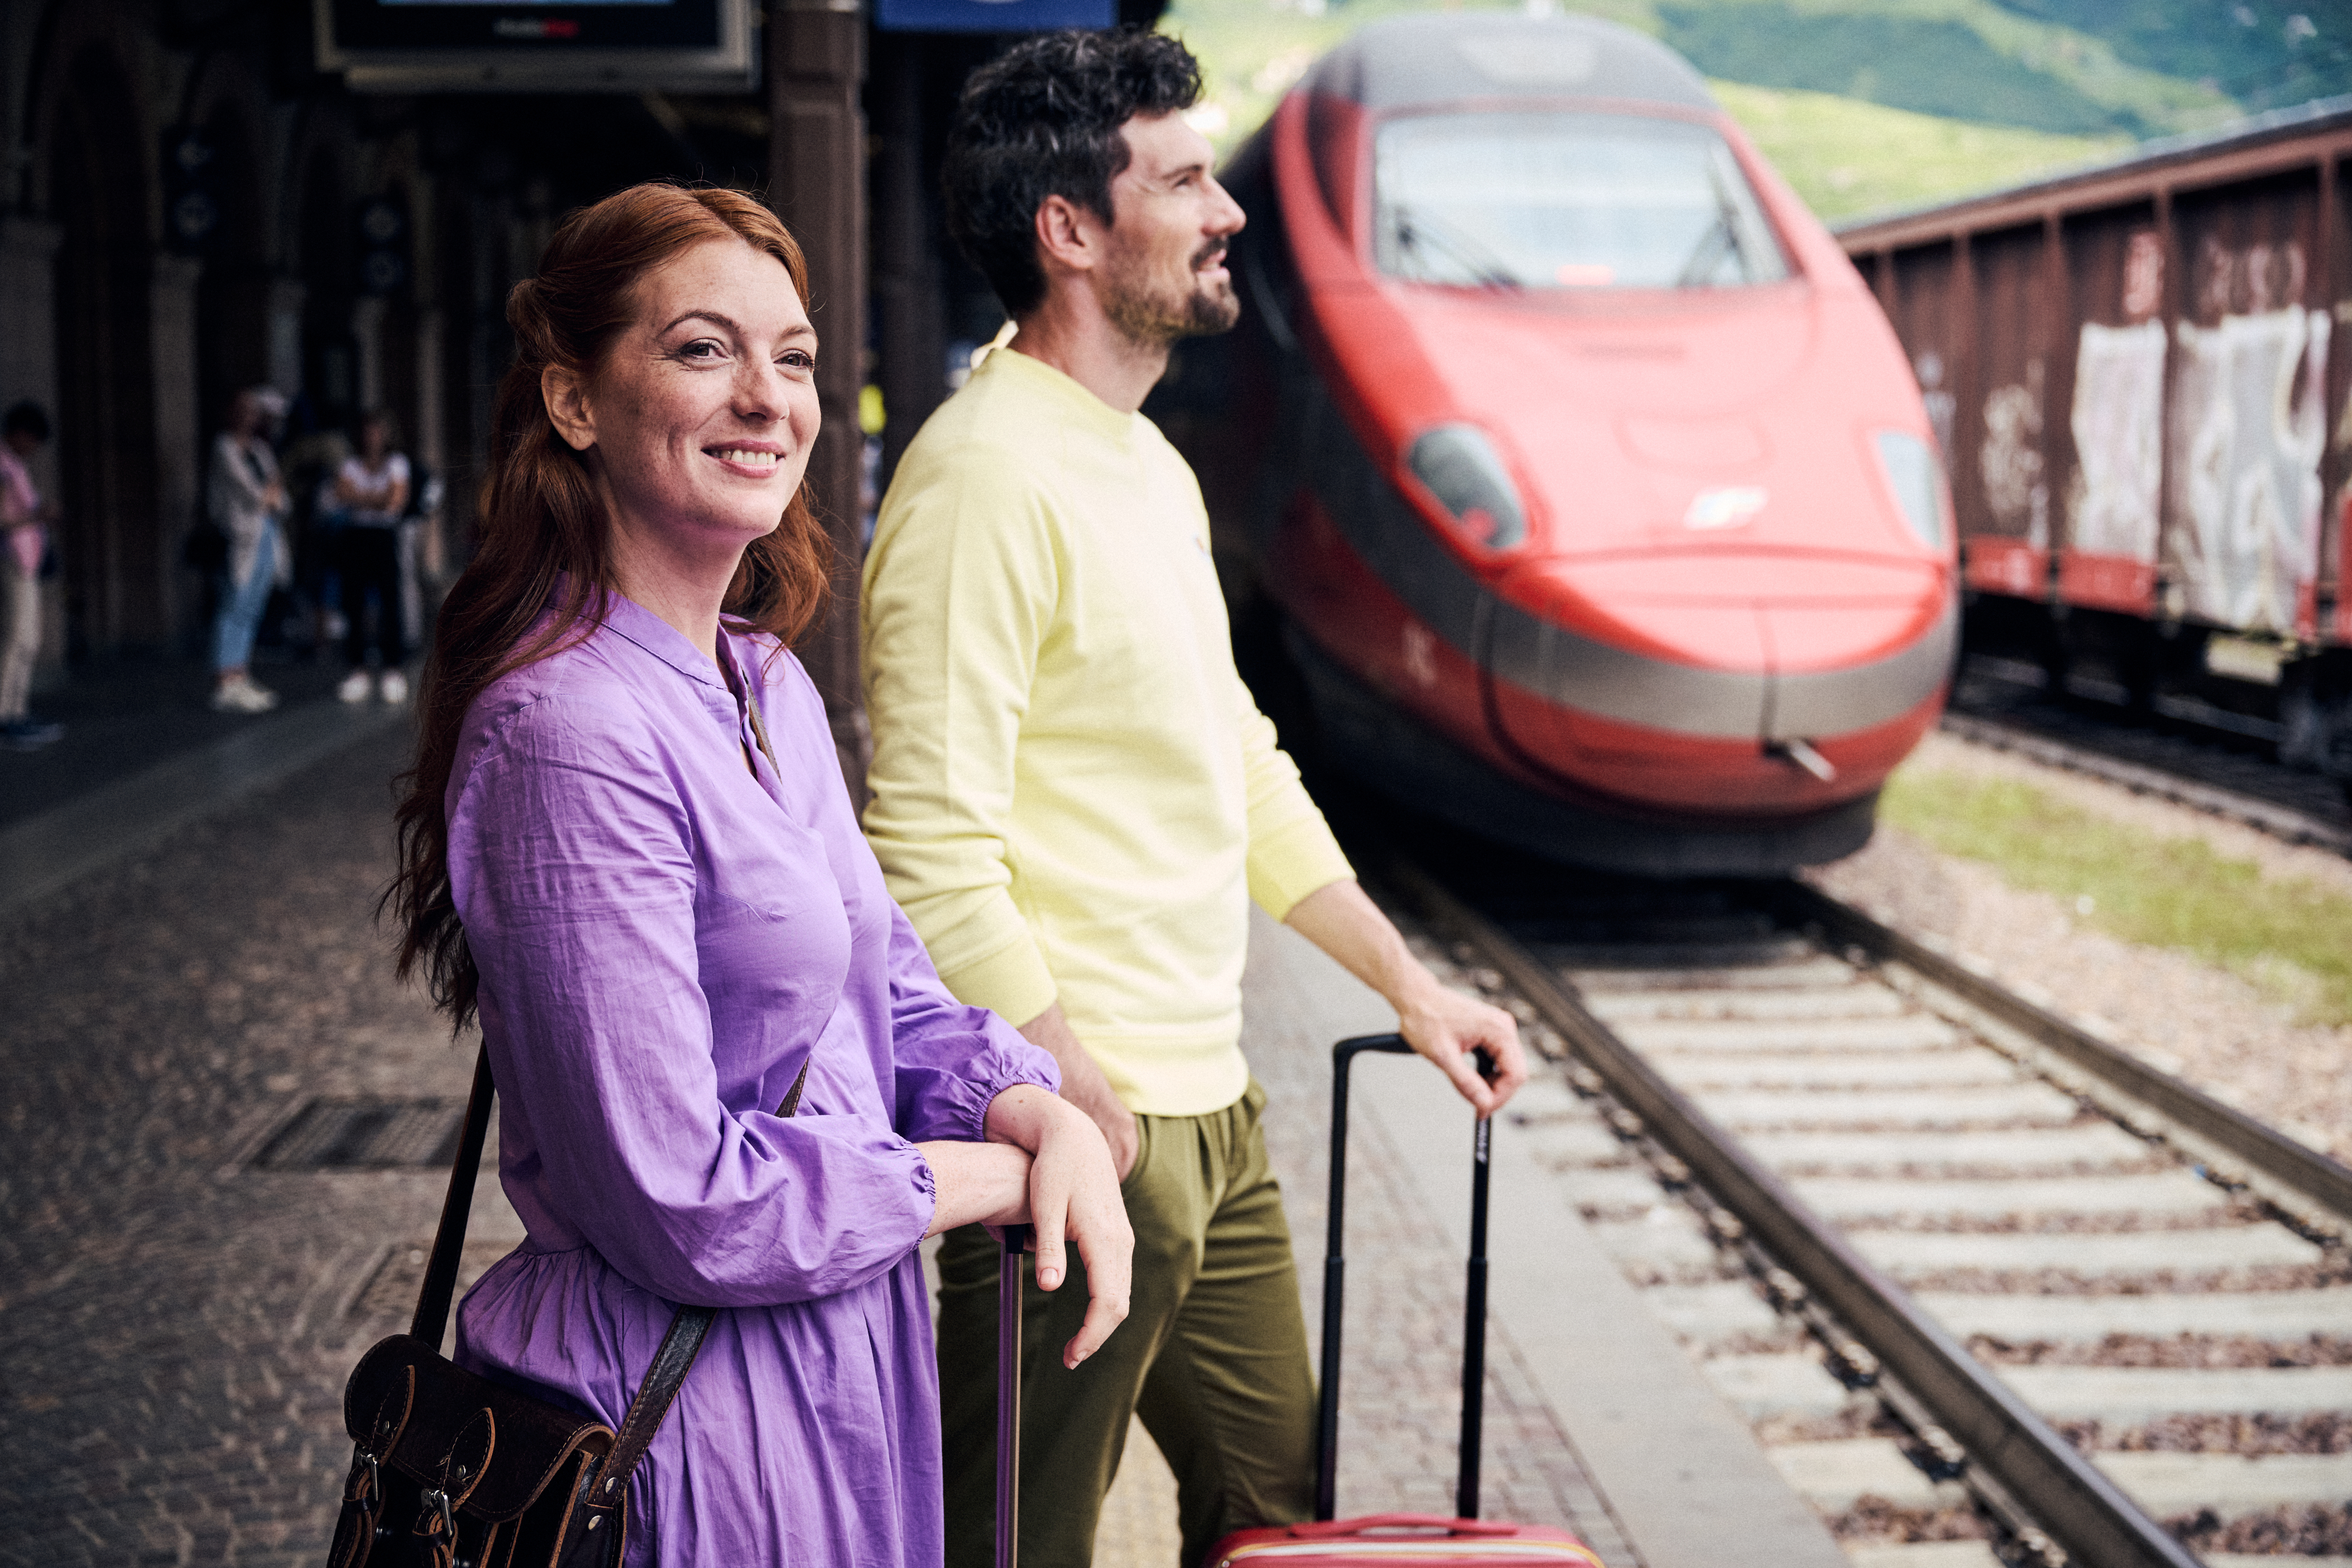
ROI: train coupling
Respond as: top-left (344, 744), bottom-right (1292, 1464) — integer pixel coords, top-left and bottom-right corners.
top-left (1766, 737), bottom-right (1838, 782)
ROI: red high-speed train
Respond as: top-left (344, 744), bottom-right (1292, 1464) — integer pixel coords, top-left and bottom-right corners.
top-left (1172, 13), bottom-right (1958, 875)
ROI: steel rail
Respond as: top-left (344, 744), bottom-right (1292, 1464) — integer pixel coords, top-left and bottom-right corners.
top-left (1387, 859), bottom-right (2204, 1568)
top-left (1770, 879), bottom-right (2352, 1230)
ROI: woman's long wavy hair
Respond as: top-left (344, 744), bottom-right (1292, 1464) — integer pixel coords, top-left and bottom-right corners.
top-left (387, 183), bottom-right (832, 1030)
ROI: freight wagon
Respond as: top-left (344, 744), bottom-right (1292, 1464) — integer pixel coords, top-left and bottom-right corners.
top-left (1837, 97), bottom-right (2352, 803)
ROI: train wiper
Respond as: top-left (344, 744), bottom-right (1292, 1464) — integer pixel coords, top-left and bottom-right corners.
top-left (1674, 168), bottom-right (1751, 287)
top-left (1392, 209), bottom-right (1521, 290)
top-left (1673, 215), bottom-right (1735, 287)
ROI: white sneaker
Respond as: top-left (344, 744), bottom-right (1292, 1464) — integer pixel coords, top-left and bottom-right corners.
top-left (338, 670), bottom-right (373, 704)
top-left (210, 676), bottom-right (277, 715)
top-left (377, 669), bottom-right (409, 706)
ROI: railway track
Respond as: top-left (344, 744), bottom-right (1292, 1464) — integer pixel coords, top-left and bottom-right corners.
top-left (1937, 711), bottom-right (2352, 859)
top-left (1378, 857), bottom-right (2352, 1568)
top-left (1947, 658), bottom-right (2352, 856)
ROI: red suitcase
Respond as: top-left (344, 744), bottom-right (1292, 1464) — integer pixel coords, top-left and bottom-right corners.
top-left (1205, 1035), bottom-right (1605, 1568)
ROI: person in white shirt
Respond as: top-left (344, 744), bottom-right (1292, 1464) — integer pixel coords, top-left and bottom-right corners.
top-left (332, 409), bottom-right (412, 705)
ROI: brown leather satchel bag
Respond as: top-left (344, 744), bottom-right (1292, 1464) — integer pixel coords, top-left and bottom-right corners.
top-left (324, 1047), bottom-right (769, 1568)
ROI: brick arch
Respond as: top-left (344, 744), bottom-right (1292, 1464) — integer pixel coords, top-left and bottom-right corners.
top-left (180, 54), bottom-right (276, 270)
top-left (21, 0), bottom-right (159, 241)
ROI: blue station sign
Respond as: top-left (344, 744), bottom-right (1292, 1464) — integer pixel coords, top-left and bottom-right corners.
top-left (875, 0), bottom-right (1115, 32)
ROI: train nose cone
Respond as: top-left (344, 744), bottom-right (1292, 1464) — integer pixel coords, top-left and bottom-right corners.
top-left (1760, 584), bottom-right (1957, 742)
top-left (1483, 551), bottom-right (1954, 812)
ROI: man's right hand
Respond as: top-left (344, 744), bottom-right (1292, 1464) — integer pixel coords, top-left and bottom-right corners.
top-left (1018, 1001), bottom-right (1140, 1181)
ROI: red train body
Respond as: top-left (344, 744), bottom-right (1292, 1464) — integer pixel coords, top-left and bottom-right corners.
top-left (1167, 13), bottom-right (1956, 874)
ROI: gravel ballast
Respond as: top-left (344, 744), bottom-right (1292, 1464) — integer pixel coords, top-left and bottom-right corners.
top-left (1810, 731), bottom-right (2352, 1164)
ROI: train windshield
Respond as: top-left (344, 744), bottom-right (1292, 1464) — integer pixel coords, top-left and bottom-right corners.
top-left (1373, 112), bottom-right (1790, 291)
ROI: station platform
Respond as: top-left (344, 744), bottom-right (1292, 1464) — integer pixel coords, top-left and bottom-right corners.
top-left (2, 704), bottom-right (1847, 1568)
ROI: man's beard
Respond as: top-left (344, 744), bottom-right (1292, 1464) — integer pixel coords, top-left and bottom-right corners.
top-left (1105, 239), bottom-right (1242, 346)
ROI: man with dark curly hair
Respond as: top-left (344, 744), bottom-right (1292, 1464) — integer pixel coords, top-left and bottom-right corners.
top-left (860, 29), bottom-right (1526, 1568)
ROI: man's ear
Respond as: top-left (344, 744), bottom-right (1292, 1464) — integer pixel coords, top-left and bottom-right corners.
top-left (1034, 193), bottom-right (1106, 278)
top-left (542, 363), bottom-right (597, 453)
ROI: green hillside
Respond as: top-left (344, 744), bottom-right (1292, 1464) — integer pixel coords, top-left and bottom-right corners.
top-left (1652, 0), bottom-right (2231, 137)
top-left (1160, 0), bottom-right (2348, 226)
top-left (1998, 0), bottom-right (2352, 115)
top-left (1711, 81), bottom-right (2130, 221)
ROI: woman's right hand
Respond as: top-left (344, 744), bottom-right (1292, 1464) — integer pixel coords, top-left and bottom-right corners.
top-left (919, 1139), bottom-right (1034, 1236)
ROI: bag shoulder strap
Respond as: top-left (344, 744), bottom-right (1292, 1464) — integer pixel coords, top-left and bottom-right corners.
top-left (410, 1046), bottom-right (496, 1347)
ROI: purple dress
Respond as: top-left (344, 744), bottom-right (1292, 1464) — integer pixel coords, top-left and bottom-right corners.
top-left (445, 589), bottom-right (1057, 1567)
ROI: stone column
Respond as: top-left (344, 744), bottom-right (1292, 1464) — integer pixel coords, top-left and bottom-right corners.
top-left (871, 35), bottom-right (946, 486)
top-left (352, 294), bottom-right (388, 416)
top-left (150, 253), bottom-right (206, 647)
top-left (0, 217), bottom-right (67, 684)
top-left (268, 276), bottom-right (308, 399)
top-left (769, 0), bottom-right (870, 798)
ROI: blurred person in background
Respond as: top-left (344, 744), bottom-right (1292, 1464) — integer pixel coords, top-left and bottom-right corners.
top-left (331, 409), bottom-right (410, 704)
top-left (398, 460), bottom-right (446, 662)
top-left (0, 400), bottom-right (61, 751)
top-left (280, 403), bottom-right (352, 655)
top-left (207, 385), bottom-right (290, 714)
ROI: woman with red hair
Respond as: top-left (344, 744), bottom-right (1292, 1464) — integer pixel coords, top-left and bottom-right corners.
top-left (386, 183), bottom-right (1131, 1564)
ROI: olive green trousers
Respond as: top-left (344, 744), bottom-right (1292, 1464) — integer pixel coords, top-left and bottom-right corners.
top-left (935, 1080), bottom-right (1316, 1568)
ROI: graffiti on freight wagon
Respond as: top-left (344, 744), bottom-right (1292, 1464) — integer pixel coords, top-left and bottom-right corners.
top-left (2167, 306), bottom-right (2329, 635)
top-left (2067, 320), bottom-right (2167, 571)
top-left (1915, 352), bottom-right (1957, 458)
top-left (2121, 231), bottom-right (2163, 322)
top-left (1980, 359), bottom-right (2049, 548)
top-left (1972, 234), bottom-right (2335, 635)
top-left (2197, 234), bottom-right (2307, 318)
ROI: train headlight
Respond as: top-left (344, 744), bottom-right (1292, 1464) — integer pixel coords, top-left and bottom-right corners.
top-left (1872, 429), bottom-right (1949, 549)
top-left (1409, 424), bottom-right (1527, 550)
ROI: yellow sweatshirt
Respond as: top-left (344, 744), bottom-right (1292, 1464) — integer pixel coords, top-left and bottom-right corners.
top-left (859, 346), bottom-right (1354, 1116)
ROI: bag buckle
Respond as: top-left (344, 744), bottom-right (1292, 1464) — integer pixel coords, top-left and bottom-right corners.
top-left (416, 1485), bottom-right (455, 1540)
top-left (346, 1449), bottom-right (380, 1504)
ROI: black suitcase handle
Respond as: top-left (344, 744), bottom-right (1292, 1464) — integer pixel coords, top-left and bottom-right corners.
top-left (998, 1223), bottom-right (1031, 1568)
top-left (1316, 1035), bottom-right (1495, 1524)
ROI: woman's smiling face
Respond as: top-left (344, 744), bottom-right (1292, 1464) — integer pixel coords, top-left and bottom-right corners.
top-left (546, 235), bottom-right (820, 561)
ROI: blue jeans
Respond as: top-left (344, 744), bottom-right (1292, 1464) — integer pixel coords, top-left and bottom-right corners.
top-left (213, 529), bottom-right (277, 673)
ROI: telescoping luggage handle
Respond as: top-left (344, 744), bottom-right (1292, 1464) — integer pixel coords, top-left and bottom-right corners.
top-left (1316, 1035), bottom-right (1496, 1525)
top-left (998, 1222), bottom-right (1033, 1568)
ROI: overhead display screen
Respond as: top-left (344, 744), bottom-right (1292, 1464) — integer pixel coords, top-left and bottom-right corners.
top-left (316, 0), bottom-right (756, 91)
